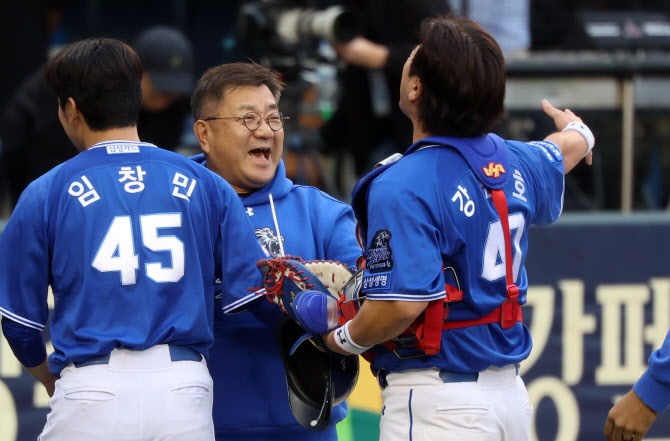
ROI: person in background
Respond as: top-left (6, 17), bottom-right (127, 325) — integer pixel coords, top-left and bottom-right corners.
top-left (0, 25), bottom-right (196, 211)
top-left (1, 66), bottom-right (78, 208)
top-left (320, 0), bottom-right (449, 183)
top-left (0, 0), bottom-right (68, 211)
top-left (134, 25), bottom-right (195, 151)
top-left (191, 61), bottom-right (361, 441)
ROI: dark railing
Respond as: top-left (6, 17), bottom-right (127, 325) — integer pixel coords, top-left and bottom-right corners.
top-left (505, 50), bottom-right (670, 212)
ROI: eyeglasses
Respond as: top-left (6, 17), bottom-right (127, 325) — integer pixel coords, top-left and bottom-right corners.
top-left (204, 112), bottom-right (289, 132)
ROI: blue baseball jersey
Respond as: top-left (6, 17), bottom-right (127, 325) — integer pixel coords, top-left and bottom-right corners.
top-left (0, 141), bottom-right (264, 376)
top-left (192, 155), bottom-right (360, 441)
top-left (352, 134), bottom-right (565, 374)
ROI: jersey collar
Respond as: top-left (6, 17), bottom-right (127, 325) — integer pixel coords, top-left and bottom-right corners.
top-left (88, 140), bottom-right (158, 150)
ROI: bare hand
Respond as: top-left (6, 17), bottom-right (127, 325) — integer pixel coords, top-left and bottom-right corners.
top-left (541, 99), bottom-right (593, 166)
top-left (604, 389), bottom-right (658, 441)
top-left (26, 359), bottom-right (57, 398)
top-left (43, 375), bottom-right (57, 397)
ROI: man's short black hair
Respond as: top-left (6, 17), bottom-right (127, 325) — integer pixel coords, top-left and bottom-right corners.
top-left (411, 16), bottom-right (507, 137)
top-left (191, 62), bottom-right (285, 121)
top-left (44, 38), bottom-right (143, 131)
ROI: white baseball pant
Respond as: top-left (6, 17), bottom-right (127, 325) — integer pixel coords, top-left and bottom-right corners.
top-left (39, 344), bottom-right (214, 441)
top-left (379, 364), bottom-right (532, 441)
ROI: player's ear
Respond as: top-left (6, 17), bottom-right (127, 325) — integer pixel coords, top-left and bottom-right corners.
top-left (62, 97), bottom-right (81, 126)
top-left (408, 76), bottom-right (422, 102)
top-left (193, 120), bottom-right (210, 154)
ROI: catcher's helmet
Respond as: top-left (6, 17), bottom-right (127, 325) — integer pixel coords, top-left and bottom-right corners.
top-left (275, 317), bottom-right (359, 431)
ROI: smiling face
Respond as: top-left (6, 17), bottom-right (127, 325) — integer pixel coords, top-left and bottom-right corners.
top-left (200, 85), bottom-right (284, 193)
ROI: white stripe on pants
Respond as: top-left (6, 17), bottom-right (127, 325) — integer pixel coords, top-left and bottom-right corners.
top-left (379, 364), bottom-right (532, 441)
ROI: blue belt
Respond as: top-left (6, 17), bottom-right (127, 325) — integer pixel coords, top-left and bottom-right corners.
top-left (73, 345), bottom-right (201, 368)
top-left (376, 364), bottom-right (520, 389)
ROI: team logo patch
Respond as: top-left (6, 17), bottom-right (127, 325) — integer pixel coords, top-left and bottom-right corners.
top-left (255, 227), bottom-right (285, 258)
top-left (482, 162), bottom-right (506, 178)
top-left (366, 230), bottom-right (393, 273)
top-left (106, 145), bottom-right (140, 154)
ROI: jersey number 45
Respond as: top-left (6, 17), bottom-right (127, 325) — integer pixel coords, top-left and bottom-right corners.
top-left (92, 214), bottom-right (184, 285)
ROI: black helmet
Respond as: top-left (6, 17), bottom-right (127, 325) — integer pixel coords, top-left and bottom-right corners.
top-left (275, 317), bottom-right (359, 431)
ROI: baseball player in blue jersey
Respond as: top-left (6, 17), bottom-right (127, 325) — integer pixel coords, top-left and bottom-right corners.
top-left (605, 330), bottom-right (670, 441)
top-left (190, 62), bottom-right (360, 440)
top-left (0, 38), bottom-right (265, 441)
top-left (281, 16), bottom-right (596, 440)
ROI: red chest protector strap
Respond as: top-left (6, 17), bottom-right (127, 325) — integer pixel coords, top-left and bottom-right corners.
top-left (378, 189), bottom-right (522, 357)
top-left (442, 188), bottom-right (522, 330)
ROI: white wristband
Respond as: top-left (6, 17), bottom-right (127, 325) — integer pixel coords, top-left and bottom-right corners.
top-left (333, 321), bottom-right (372, 355)
top-left (562, 121), bottom-right (595, 157)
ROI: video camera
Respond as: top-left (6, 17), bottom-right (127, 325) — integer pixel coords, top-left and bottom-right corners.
top-left (238, 0), bottom-right (361, 67)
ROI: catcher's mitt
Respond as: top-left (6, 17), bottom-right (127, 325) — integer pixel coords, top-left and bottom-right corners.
top-left (257, 256), bottom-right (354, 334)
top-left (256, 256), bottom-right (360, 431)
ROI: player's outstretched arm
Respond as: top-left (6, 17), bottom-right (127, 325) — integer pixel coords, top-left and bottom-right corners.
top-left (604, 388), bottom-right (657, 441)
top-left (605, 330), bottom-right (670, 440)
top-left (541, 99), bottom-right (594, 174)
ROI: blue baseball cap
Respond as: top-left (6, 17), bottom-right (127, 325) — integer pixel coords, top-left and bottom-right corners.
top-left (134, 25), bottom-right (194, 94)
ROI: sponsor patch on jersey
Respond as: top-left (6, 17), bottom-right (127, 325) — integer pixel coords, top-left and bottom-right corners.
top-left (528, 141), bottom-right (563, 162)
top-left (366, 230), bottom-right (393, 273)
top-left (106, 145), bottom-right (140, 154)
top-left (362, 273), bottom-right (391, 291)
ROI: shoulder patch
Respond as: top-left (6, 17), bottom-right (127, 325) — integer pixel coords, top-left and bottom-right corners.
top-left (366, 230), bottom-right (393, 274)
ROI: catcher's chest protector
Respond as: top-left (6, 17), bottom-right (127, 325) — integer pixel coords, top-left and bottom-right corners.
top-left (350, 135), bottom-right (523, 359)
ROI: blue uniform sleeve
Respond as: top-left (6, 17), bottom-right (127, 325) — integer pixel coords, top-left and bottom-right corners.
top-left (509, 140), bottom-right (565, 226)
top-left (1, 316), bottom-right (46, 367)
top-left (0, 179), bottom-right (51, 331)
top-left (244, 297), bottom-right (284, 329)
top-left (324, 204), bottom-right (360, 268)
top-left (217, 186), bottom-right (268, 312)
top-left (633, 330), bottom-right (670, 412)
top-left (362, 172), bottom-right (447, 301)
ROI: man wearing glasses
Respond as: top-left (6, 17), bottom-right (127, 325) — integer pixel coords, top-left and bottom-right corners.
top-left (191, 62), bottom-right (360, 441)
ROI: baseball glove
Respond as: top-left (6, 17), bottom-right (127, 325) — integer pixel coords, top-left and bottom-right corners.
top-left (257, 256), bottom-right (354, 334)
top-left (256, 256), bottom-right (360, 430)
